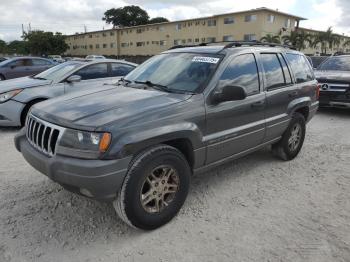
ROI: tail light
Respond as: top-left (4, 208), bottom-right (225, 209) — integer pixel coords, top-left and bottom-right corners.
top-left (316, 83), bottom-right (320, 100)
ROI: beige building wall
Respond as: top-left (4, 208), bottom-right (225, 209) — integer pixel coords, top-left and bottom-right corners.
top-left (65, 7), bottom-right (305, 57)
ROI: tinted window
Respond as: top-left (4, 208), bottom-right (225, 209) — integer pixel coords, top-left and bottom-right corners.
top-left (110, 63), bottom-right (135, 77)
top-left (75, 63), bottom-right (108, 80)
top-left (261, 54), bottom-right (285, 90)
top-left (285, 53), bottom-right (314, 83)
top-left (219, 54), bottom-right (259, 96)
top-left (32, 59), bottom-right (52, 66)
top-left (7, 59), bottom-right (26, 67)
top-left (317, 56), bottom-right (350, 71)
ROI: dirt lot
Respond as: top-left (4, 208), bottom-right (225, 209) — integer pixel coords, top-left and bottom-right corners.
top-left (0, 108), bottom-right (349, 262)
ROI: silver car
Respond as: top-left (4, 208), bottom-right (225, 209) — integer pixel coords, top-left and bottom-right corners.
top-left (0, 59), bottom-right (137, 126)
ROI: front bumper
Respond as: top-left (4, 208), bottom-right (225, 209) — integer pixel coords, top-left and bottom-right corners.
top-left (0, 100), bottom-right (25, 126)
top-left (15, 129), bottom-right (131, 201)
top-left (319, 91), bottom-right (350, 108)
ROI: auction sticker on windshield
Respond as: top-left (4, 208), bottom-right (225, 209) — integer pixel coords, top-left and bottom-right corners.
top-left (192, 56), bottom-right (220, 64)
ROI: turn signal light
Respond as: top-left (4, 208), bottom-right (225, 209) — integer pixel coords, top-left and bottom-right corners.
top-left (316, 84), bottom-right (321, 100)
top-left (99, 133), bottom-right (111, 152)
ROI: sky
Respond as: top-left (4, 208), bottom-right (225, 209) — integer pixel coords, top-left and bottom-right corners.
top-left (0, 0), bottom-right (348, 42)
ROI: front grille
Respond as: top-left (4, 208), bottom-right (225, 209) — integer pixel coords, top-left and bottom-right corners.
top-left (319, 82), bottom-right (349, 92)
top-left (26, 115), bottom-right (64, 157)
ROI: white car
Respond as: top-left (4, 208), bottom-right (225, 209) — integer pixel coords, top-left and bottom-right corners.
top-left (85, 55), bottom-right (106, 60)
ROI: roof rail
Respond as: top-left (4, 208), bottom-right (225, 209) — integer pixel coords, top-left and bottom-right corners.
top-left (223, 41), bottom-right (295, 50)
top-left (168, 40), bottom-right (296, 51)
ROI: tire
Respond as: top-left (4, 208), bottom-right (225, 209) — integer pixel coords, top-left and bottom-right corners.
top-left (272, 112), bottom-right (306, 161)
top-left (0, 74), bottom-right (5, 81)
top-left (20, 100), bottom-right (46, 126)
top-left (114, 145), bottom-right (191, 230)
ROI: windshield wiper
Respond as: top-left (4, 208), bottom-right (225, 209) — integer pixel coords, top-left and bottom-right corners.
top-left (32, 76), bottom-right (47, 80)
top-left (134, 80), bottom-right (171, 92)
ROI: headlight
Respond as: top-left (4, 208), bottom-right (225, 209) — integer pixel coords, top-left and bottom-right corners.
top-left (0, 89), bottom-right (23, 103)
top-left (57, 129), bottom-right (111, 159)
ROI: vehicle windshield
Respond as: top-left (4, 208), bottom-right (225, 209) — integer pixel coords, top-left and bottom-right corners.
top-left (33, 61), bottom-right (84, 81)
top-left (317, 56), bottom-right (350, 71)
top-left (124, 52), bottom-right (222, 93)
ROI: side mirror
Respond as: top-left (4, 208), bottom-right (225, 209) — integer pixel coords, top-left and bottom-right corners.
top-left (66, 75), bottom-right (81, 83)
top-left (10, 65), bottom-right (16, 69)
top-left (211, 85), bottom-right (247, 104)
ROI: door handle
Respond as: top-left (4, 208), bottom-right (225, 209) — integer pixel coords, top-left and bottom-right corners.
top-left (288, 91), bottom-right (298, 98)
top-left (251, 100), bottom-right (265, 109)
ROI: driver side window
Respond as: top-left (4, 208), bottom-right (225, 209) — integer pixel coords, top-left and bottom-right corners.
top-left (75, 63), bottom-right (108, 80)
top-left (219, 54), bottom-right (260, 96)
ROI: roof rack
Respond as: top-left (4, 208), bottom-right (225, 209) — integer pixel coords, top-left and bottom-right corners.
top-left (168, 40), bottom-right (295, 51)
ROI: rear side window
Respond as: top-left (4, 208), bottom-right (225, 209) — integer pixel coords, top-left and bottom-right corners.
top-left (285, 53), bottom-right (314, 83)
top-left (75, 63), bottom-right (109, 80)
top-left (32, 59), bottom-right (52, 66)
top-left (260, 54), bottom-right (286, 90)
top-left (278, 54), bottom-right (292, 85)
top-left (219, 54), bottom-right (260, 96)
top-left (110, 63), bottom-right (135, 77)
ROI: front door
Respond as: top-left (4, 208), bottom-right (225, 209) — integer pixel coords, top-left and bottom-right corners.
top-left (205, 53), bottom-right (266, 165)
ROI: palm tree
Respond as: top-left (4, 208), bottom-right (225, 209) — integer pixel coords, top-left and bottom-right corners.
top-left (313, 27), bottom-right (339, 54)
top-left (282, 30), bottom-right (312, 51)
top-left (260, 34), bottom-right (281, 44)
top-left (281, 31), bottom-right (299, 47)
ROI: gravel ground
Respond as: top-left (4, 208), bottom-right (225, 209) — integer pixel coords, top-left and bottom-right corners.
top-left (0, 108), bottom-right (349, 262)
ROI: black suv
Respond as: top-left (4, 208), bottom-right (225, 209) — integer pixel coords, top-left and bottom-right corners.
top-left (315, 55), bottom-right (350, 108)
top-left (15, 42), bottom-right (319, 230)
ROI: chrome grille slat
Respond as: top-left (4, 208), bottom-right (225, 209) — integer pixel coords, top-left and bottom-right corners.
top-left (25, 114), bottom-right (64, 157)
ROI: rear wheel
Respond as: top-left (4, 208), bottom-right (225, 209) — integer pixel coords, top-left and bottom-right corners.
top-left (272, 112), bottom-right (306, 161)
top-left (114, 145), bottom-right (191, 230)
top-left (0, 74), bottom-right (5, 81)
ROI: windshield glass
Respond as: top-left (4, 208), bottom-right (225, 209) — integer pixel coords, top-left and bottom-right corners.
top-left (317, 56), bottom-right (350, 71)
top-left (34, 61), bottom-right (84, 81)
top-left (125, 53), bottom-right (222, 93)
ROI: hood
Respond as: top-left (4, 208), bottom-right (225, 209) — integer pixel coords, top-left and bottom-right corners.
top-left (32, 86), bottom-right (192, 131)
top-left (314, 70), bottom-right (350, 82)
top-left (0, 76), bottom-right (52, 93)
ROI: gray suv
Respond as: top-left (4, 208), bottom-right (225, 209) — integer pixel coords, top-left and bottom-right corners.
top-left (15, 42), bottom-right (319, 230)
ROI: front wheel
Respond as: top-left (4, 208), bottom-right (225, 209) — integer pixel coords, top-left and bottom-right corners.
top-left (0, 75), bottom-right (5, 81)
top-left (272, 112), bottom-right (306, 161)
top-left (114, 145), bottom-right (191, 230)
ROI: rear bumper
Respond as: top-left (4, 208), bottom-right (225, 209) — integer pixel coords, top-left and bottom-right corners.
top-left (0, 100), bottom-right (24, 126)
top-left (319, 91), bottom-right (350, 108)
top-left (15, 129), bottom-right (131, 201)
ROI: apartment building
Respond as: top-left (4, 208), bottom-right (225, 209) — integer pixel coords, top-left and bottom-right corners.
top-left (65, 7), bottom-right (306, 57)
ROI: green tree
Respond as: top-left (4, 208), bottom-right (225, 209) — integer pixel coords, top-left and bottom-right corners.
top-left (7, 40), bottom-right (28, 55)
top-left (148, 17), bottom-right (169, 24)
top-left (23, 31), bottom-right (68, 55)
top-left (282, 30), bottom-right (312, 51)
top-left (260, 34), bottom-right (281, 44)
top-left (312, 27), bottom-right (340, 54)
top-left (103, 5), bottom-right (150, 27)
top-left (0, 39), bottom-right (7, 54)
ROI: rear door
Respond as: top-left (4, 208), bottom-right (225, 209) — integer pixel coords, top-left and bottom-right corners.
top-left (205, 53), bottom-right (266, 164)
top-left (260, 53), bottom-right (297, 141)
top-left (30, 59), bottom-right (53, 74)
top-left (107, 62), bottom-right (135, 83)
top-left (64, 63), bottom-right (109, 93)
top-left (4, 59), bottom-right (28, 79)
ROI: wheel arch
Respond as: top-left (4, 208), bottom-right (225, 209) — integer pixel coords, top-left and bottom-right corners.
top-left (20, 98), bottom-right (48, 126)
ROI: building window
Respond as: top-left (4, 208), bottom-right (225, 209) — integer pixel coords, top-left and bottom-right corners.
top-left (103, 44), bottom-right (107, 48)
top-left (223, 35), bottom-right (234, 41)
top-left (182, 39), bottom-right (186, 44)
top-left (244, 34), bottom-right (256, 41)
top-left (159, 26), bottom-right (165, 31)
top-left (201, 37), bottom-right (206, 42)
top-left (102, 33), bottom-right (107, 37)
top-left (89, 34), bottom-right (93, 38)
top-left (95, 34), bottom-right (100, 38)
top-left (245, 14), bottom-right (257, 22)
top-left (96, 44), bottom-right (100, 49)
top-left (110, 32), bottom-right (115, 36)
top-left (187, 39), bottom-right (192, 43)
top-left (152, 41), bottom-right (159, 45)
top-left (121, 43), bottom-right (129, 47)
top-left (160, 40), bottom-right (166, 46)
top-left (136, 28), bottom-right (143, 34)
top-left (176, 24), bottom-right (182, 30)
top-left (136, 42), bottom-right (145, 47)
top-left (267, 14), bottom-right (275, 23)
top-left (89, 45), bottom-right (93, 49)
top-left (195, 38), bottom-right (199, 43)
top-left (207, 37), bottom-right (216, 43)
top-left (110, 43), bottom-right (116, 48)
top-left (208, 19), bottom-right (217, 26)
top-left (195, 21), bottom-right (200, 26)
top-left (284, 18), bottom-right (291, 28)
top-left (174, 39), bottom-right (180, 45)
top-left (224, 17), bottom-right (235, 24)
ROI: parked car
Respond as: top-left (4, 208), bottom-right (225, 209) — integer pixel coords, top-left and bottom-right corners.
top-left (49, 55), bottom-right (65, 63)
top-left (0, 57), bottom-right (8, 62)
top-left (15, 43), bottom-right (319, 230)
top-left (86, 55), bottom-right (106, 60)
top-left (0, 59), bottom-right (137, 126)
top-left (0, 57), bottom-right (56, 81)
top-left (314, 55), bottom-right (350, 108)
top-left (308, 56), bottom-right (328, 69)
